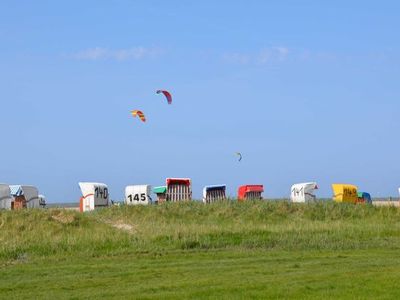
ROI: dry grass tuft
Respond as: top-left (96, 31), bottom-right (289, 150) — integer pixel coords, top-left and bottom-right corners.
top-left (50, 210), bottom-right (76, 224)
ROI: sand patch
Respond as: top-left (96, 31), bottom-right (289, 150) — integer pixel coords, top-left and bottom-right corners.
top-left (51, 211), bottom-right (76, 224)
top-left (102, 219), bottom-right (136, 233)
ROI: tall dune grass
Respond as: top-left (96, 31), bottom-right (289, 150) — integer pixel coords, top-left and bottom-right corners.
top-left (1, 200), bottom-right (399, 262)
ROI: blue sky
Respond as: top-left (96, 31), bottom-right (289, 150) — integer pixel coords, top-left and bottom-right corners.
top-left (0, 1), bottom-right (399, 201)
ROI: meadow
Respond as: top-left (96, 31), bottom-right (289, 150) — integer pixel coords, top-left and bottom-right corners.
top-left (1, 201), bottom-right (400, 299)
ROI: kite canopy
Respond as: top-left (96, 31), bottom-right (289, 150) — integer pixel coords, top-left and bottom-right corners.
top-left (131, 110), bottom-right (146, 122)
top-left (156, 90), bottom-right (172, 104)
top-left (236, 152), bottom-right (242, 162)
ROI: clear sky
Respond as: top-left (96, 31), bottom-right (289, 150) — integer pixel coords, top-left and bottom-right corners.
top-left (0, 1), bottom-right (399, 202)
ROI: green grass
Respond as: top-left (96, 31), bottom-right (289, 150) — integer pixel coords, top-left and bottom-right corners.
top-left (1, 201), bottom-right (400, 299)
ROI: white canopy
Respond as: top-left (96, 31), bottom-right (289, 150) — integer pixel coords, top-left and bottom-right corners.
top-left (0, 184), bottom-right (12, 210)
top-left (290, 182), bottom-right (318, 203)
top-left (125, 185), bottom-right (152, 205)
top-left (79, 182), bottom-right (109, 212)
top-left (202, 185), bottom-right (226, 204)
top-left (23, 186), bottom-right (40, 208)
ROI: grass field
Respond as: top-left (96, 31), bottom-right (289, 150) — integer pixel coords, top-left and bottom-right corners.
top-left (1, 201), bottom-right (400, 299)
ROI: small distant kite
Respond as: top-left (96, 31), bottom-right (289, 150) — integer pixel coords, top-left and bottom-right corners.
top-left (236, 152), bottom-right (242, 162)
top-left (156, 90), bottom-right (172, 104)
top-left (131, 110), bottom-right (146, 122)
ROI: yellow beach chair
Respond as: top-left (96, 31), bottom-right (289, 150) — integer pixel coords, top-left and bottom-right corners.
top-left (332, 184), bottom-right (358, 203)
